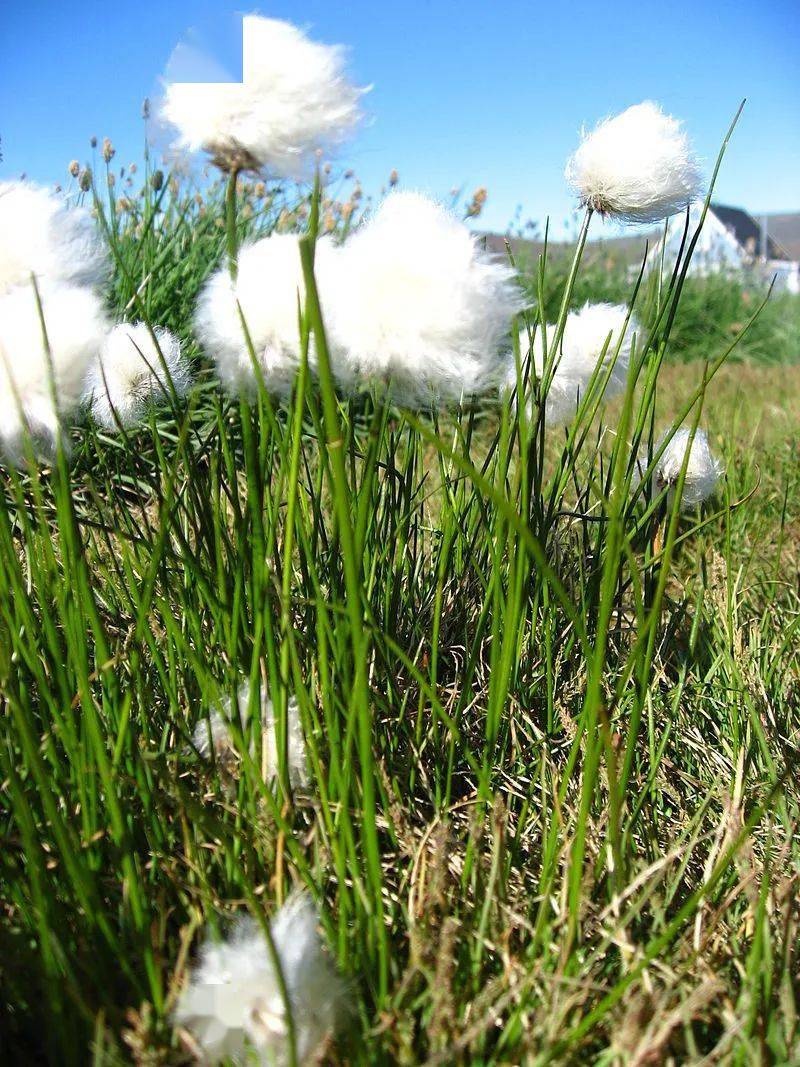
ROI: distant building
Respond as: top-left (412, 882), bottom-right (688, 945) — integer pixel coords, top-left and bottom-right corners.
top-left (649, 203), bottom-right (799, 293)
top-left (479, 206), bottom-right (800, 294)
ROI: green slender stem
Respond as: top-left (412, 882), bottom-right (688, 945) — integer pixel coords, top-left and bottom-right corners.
top-left (226, 167), bottom-right (241, 281)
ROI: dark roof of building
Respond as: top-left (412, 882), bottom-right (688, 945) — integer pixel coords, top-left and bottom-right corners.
top-left (710, 203), bottom-right (789, 261)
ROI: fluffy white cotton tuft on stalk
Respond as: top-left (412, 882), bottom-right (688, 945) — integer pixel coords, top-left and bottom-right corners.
top-left (0, 281), bottom-right (108, 462)
top-left (327, 191), bottom-right (522, 407)
top-left (195, 234), bottom-right (340, 398)
top-left (0, 181), bottom-right (109, 294)
top-left (565, 102), bottom-right (704, 224)
top-left (193, 682), bottom-right (308, 789)
top-left (656, 427), bottom-right (724, 506)
top-left (84, 323), bottom-right (191, 430)
top-left (161, 16), bottom-right (366, 175)
top-left (639, 427), bottom-right (724, 508)
top-left (175, 893), bottom-right (341, 1065)
top-left (507, 303), bottom-right (638, 426)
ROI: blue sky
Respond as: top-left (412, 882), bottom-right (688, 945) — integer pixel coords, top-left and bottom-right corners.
top-left (1, 0), bottom-right (798, 235)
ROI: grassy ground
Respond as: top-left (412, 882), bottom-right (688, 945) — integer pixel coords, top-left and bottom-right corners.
top-left (1, 170), bottom-right (800, 1065)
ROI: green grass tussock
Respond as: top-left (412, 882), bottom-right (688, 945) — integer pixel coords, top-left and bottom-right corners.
top-left (1, 143), bottom-right (800, 1066)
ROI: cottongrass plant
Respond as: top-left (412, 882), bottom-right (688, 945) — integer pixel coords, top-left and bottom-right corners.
top-left (193, 682), bottom-right (308, 790)
top-left (175, 894), bottom-right (342, 1065)
top-left (195, 234), bottom-right (341, 397)
top-left (639, 426), bottom-right (725, 507)
top-left (160, 16), bottom-right (366, 178)
top-left (84, 322), bottom-right (190, 430)
top-left (196, 191), bottom-right (522, 405)
top-left (0, 181), bottom-right (109, 459)
top-left (508, 302), bottom-right (638, 426)
top-left (565, 101), bottom-right (704, 223)
top-left (0, 180), bottom-right (109, 293)
top-left (327, 191), bottom-right (523, 405)
top-left (0, 281), bottom-right (107, 461)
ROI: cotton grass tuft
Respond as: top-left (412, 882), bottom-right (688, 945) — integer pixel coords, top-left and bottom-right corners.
top-left (193, 682), bottom-right (308, 790)
top-left (507, 302), bottom-right (638, 426)
top-left (194, 234), bottom-right (340, 398)
top-left (565, 102), bottom-right (704, 224)
top-left (0, 280), bottom-right (107, 463)
top-left (639, 427), bottom-right (724, 508)
top-left (84, 322), bottom-right (191, 430)
top-left (0, 181), bottom-right (109, 294)
top-left (175, 893), bottom-right (341, 1065)
top-left (327, 191), bottom-right (523, 407)
top-left (161, 16), bottom-right (366, 177)
top-left (0, 181), bottom-right (110, 461)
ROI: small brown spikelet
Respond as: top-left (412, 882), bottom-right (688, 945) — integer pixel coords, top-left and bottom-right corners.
top-left (68, 160), bottom-right (80, 178)
top-left (465, 186), bottom-right (488, 218)
top-left (102, 137), bottom-right (115, 163)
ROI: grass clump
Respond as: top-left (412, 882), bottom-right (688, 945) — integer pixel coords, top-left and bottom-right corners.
top-left (1, 131), bottom-right (799, 1067)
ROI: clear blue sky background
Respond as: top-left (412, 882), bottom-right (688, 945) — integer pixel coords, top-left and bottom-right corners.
top-left (1, 0), bottom-right (798, 236)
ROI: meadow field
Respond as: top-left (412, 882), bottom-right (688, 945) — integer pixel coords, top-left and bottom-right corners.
top-left (2, 30), bottom-right (800, 1062)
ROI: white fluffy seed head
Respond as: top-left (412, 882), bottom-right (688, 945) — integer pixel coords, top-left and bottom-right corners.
top-left (507, 302), bottom-right (638, 426)
top-left (565, 102), bottom-right (704, 224)
top-left (161, 16), bottom-right (365, 176)
top-left (84, 323), bottom-right (190, 430)
top-left (649, 427), bottom-right (724, 507)
top-left (0, 181), bottom-right (109, 294)
top-left (193, 682), bottom-right (308, 790)
top-left (195, 234), bottom-right (340, 399)
top-left (327, 191), bottom-right (523, 407)
top-left (175, 893), bottom-right (341, 1065)
top-left (0, 280), bottom-right (108, 463)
